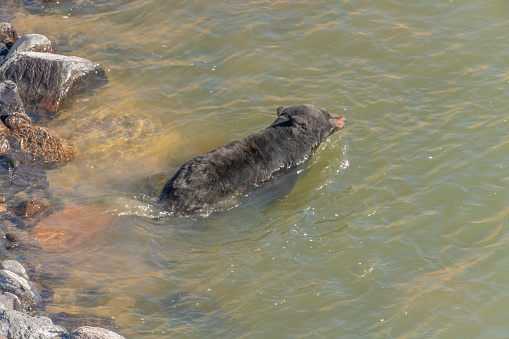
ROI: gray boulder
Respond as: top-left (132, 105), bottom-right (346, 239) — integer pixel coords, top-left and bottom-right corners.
top-left (4, 34), bottom-right (56, 62)
top-left (0, 260), bottom-right (29, 281)
top-left (0, 260), bottom-right (42, 310)
top-left (0, 309), bottom-right (66, 339)
top-left (0, 269), bottom-right (35, 307)
top-left (0, 292), bottom-right (23, 312)
top-left (69, 326), bottom-right (125, 339)
top-left (0, 51), bottom-right (106, 115)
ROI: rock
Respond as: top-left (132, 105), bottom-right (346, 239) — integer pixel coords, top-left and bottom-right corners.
top-left (0, 51), bottom-right (106, 115)
top-left (4, 233), bottom-right (21, 250)
top-left (69, 326), bottom-right (125, 339)
top-left (0, 261), bottom-right (29, 281)
top-left (0, 80), bottom-right (26, 119)
top-left (0, 260), bottom-right (43, 309)
top-left (13, 200), bottom-right (46, 219)
top-left (0, 309), bottom-right (66, 339)
top-left (0, 292), bottom-right (23, 312)
top-left (0, 137), bottom-right (8, 155)
top-left (4, 233), bottom-right (20, 243)
top-left (4, 113), bottom-right (31, 130)
top-left (50, 312), bottom-right (115, 333)
top-left (0, 23), bottom-right (22, 45)
top-left (1, 149), bottom-right (35, 168)
top-left (6, 126), bottom-right (76, 167)
top-left (0, 136), bottom-right (7, 154)
top-left (0, 150), bottom-right (48, 189)
top-left (4, 34), bottom-right (55, 62)
top-left (0, 81), bottom-right (31, 131)
top-left (0, 269), bottom-right (34, 306)
top-left (0, 195), bottom-right (5, 203)
top-left (0, 44), bottom-right (7, 57)
top-left (0, 123), bottom-right (7, 135)
top-left (32, 205), bottom-right (118, 251)
top-left (0, 260), bottom-right (64, 338)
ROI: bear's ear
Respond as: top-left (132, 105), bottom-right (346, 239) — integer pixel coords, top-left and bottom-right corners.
top-left (277, 106), bottom-right (286, 116)
top-left (292, 115), bottom-right (308, 128)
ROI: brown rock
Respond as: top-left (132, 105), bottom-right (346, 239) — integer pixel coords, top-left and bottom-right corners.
top-left (7, 126), bottom-right (76, 166)
top-left (0, 121), bottom-right (7, 134)
top-left (0, 136), bottom-right (9, 154)
top-left (5, 233), bottom-right (20, 242)
top-left (0, 23), bottom-right (22, 45)
top-left (4, 113), bottom-right (31, 130)
top-left (13, 200), bottom-right (46, 218)
top-left (32, 205), bottom-right (117, 251)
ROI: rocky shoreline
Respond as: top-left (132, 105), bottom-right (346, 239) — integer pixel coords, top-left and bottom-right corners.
top-left (0, 23), bottom-right (126, 338)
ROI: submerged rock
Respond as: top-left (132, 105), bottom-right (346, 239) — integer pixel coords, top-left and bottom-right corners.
top-left (0, 150), bottom-right (48, 189)
top-left (31, 205), bottom-right (118, 251)
top-left (0, 51), bottom-right (106, 115)
top-left (13, 200), bottom-right (47, 219)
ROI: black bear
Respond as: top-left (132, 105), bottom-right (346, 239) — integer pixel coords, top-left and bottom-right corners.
top-left (159, 104), bottom-right (346, 215)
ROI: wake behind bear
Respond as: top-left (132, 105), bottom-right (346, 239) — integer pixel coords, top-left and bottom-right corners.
top-left (159, 104), bottom-right (346, 215)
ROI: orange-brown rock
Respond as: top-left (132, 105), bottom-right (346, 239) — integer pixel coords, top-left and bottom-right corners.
top-left (13, 200), bottom-right (46, 218)
top-left (0, 121), bottom-right (7, 134)
top-left (0, 23), bottom-right (22, 45)
top-left (7, 126), bottom-right (76, 167)
top-left (31, 205), bottom-right (118, 251)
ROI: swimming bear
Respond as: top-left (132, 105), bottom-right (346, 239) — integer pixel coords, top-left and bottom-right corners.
top-left (159, 104), bottom-right (346, 215)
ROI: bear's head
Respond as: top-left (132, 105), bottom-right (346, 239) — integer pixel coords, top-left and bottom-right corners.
top-left (274, 104), bottom-right (345, 142)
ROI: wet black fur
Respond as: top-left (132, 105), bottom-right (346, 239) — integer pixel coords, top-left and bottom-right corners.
top-left (159, 104), bottom-right (344, 215)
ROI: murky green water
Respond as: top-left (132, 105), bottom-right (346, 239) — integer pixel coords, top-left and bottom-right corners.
top-left (3, 0), bottom-right (509, 337)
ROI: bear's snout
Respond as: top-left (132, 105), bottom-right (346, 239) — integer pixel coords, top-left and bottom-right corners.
top-left (330, 114), bottom-right (346, 134)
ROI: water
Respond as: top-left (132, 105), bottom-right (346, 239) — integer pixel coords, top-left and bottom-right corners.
top-left (2, 0), bottom-right (509, 337)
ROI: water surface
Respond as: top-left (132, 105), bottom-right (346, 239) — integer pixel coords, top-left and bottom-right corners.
top-left (3, 0), bottom-right (509, 337)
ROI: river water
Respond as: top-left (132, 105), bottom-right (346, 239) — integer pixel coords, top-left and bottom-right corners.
top-left (3, 0), bottom-right (509, 337)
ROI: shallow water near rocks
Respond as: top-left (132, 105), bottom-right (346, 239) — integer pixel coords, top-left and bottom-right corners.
top-left (2, 0), bottom-right (509, 337)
